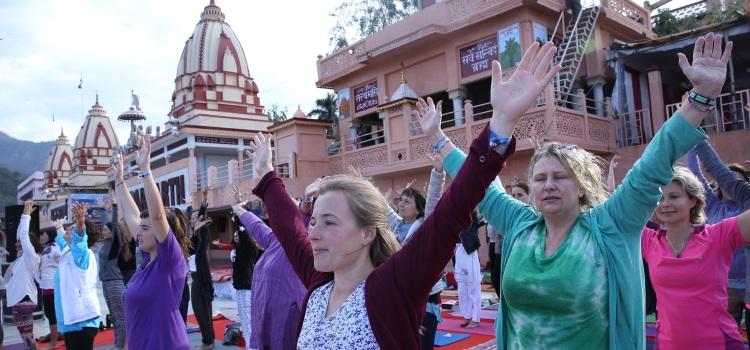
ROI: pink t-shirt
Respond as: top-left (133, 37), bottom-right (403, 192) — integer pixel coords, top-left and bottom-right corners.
top-left (642, 217), bottom-right (744, 350)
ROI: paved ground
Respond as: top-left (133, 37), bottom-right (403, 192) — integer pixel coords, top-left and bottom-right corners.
top-left (2, 279), bottom-right (240, 348)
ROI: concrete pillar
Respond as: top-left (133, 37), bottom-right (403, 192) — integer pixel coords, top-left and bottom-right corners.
top-left (207, 166), bottom-right (217, 188)
top-left (228, 159), bottom-right (239, 184)
top-left (448, 87), bottom-right (468, 126)
top-left (587, 76), bottom-right (606, 117)
top-left (188, 147), bottom-right (197, 193)
top-left (463, 100), bottom-right (474, 122)
top-left (646, 67), bottom-right (666, 132)
top-left (576, 89), bottom-right (586, 112)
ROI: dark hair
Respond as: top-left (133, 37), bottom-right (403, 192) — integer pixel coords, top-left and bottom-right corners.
top-left (27, 232), bottom-right (44, 254)
top-left (84, 222), bottom-right (101, 248)
top-left (729, 163), bottom-right (750, 182)
top-left (715, 163), bottom-right (749, 200)
top-left (511, 179), bottom-right (530, 195)
top-left (400, 187), bottom-right (426, 219)
top-left (140, 208), bottom-right (192, 259)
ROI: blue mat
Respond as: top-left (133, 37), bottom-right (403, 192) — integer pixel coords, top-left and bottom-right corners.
top-left (435, 331), bottom-right (470, 346)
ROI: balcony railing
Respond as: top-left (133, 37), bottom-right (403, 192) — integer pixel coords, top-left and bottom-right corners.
top-left (665, 88), bottom-right (750, 135)
top-left (329, 87), bottom-right (615, 176)
top-left (614, 108), bottom-right (649, 147)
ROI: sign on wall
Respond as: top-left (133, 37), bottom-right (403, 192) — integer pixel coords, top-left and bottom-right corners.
top-left (353, 80), bottom-right (379, 113)
top-left (533, 22), bottom-right (548, 44)
top-left (498, 23), bottom-right (522, 69)
top-left (338, 88), bottom-right (351, 119)
top-left (459, 37), bottom-right (499, 78)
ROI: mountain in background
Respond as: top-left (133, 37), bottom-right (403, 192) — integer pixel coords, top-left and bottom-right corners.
top-left (0, 131), bottom-right (55, 176)
top-left (0, 165), bottom-right (27, 215)
top-left (0, 131), bottom-right (55, 215)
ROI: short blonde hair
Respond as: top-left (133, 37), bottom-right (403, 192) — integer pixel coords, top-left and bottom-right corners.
top-left (319, 175), bottom-right (401, 267)
top-left (528, 143), bottom-right (608, 211)
top-left (670, 166), bottom-right (706, 225)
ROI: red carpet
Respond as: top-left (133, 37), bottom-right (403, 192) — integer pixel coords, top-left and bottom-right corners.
top-left (23, 314), bottom-right (235, 349)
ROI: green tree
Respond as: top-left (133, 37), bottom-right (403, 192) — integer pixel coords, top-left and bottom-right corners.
top-left (328, 0), bottom-right (418, 51)
top-left (501, 38), bottom-right (521, 68)
top-left (652, 8), bottom-right (680, 36)
top-left (0, 165), bottom-right (26, 215)
top-left (309, 92), bottom-right (340, 140)
top-left (308, 93), bottom-right (338, 121)
top-left (266, 104), bottom-right (289, 124)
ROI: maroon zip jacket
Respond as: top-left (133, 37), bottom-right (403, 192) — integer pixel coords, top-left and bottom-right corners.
top-left (252, 124), bottom-right (515, 349)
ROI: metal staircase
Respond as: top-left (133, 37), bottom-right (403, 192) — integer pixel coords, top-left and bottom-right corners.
top-left (553, 5), bottom-right (601, 97)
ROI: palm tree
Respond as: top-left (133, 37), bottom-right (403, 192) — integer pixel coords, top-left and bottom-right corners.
top-left (309, 92), bottom-right (339, 140)
top-left (308, 93), bottom-right (337, 120)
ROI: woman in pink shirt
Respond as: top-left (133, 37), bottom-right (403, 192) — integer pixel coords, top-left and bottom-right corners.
top-left (642, 166), bottom-right (750, 350)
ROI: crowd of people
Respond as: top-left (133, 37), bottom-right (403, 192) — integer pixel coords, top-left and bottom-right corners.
top-left (0, 32), bottom-right (746, 350)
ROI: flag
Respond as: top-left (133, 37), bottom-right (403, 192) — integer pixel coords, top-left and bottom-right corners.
top-left (52, 114), bottom-right (55, 122)
top-left (77, 78), bottom-right (82, 89)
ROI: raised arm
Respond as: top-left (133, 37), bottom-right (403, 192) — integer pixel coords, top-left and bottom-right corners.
top-left (387, 42), bottom-right (559, 302)
top-left (236, 206), bottom-right (277, 250)
top-left (597, 33), bottom-right (731, 234)
top-left (424, 154), bottom-right (446, 217)
top-left (687, 147), bottom-right (719, 205)
top-left (249, 133), bottom-right (330, 288)
top-left (606, 155), bottom-right (620, 192)
top-left (695, 140), bottom-right (750, 209)
top-left (112, 154), bottom-right (142, 236)
top-left (135, 135), bottom-right (170, 243)
top-left (108, 202), bottom-right (121, 261)
top-left (18, 201), bottom-right (35, 264)
top-left (70, 203), bottom-right (92, 269)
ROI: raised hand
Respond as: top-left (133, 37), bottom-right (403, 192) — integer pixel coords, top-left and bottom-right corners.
top-left (193, 217), bottom-right (212, 232)
top-left (72, 202), bottom-right (87, 233)
top-left (232, 203), bottom-right (248, 217)
top-left (677, 32), bottom-right (733, 99)
top-left (413, 97), bottom-right (444, 140)
top-left (609, 155), bottom-right (621, 170)
top-left (427, 153), bottom-right (444, 173)
top-left (112, 154), bottom-right (125, 183)
top-left (23, 200), bottom-right (35, 216)
top-left (135, 134), bottom-right (152, 172)
top-left (490, 41), bottom-right (559, 136)
top-left (53, 217), bottom-right (68, 230)
top-left (231, 185), bottom-right (242, 203)
top-left (247, 133), bottom-right (273, 179)
top-left (305, 177), bottom-right (324, 197)
top-left (744, 102), bottom-right (749, 113)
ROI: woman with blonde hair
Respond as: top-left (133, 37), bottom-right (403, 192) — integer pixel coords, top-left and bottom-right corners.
top-left (423, 33), bottom-right (734, 349)
top-left (245, 41), bottom-right (559, 348)
top-left (642, 167), bottom-right (750, 349)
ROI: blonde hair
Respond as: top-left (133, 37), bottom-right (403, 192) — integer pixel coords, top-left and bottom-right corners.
top-left (670, 166), bottom-right (706, 225)
top-left (528, 143), bottom-right (609, 211)
top-left (318, 175), bottom-right (401, 267)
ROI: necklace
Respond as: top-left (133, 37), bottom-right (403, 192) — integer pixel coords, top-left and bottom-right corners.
top-left (666, 235), bottom-right (689, 258)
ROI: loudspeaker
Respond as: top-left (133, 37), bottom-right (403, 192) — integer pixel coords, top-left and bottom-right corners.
top-left (4, 204), bottom-right (40, 262)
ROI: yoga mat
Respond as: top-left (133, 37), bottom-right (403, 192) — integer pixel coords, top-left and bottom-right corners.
top-left (437, 317), bottom-right (495, 336)
top-left (435, 331), bottom-right (470, 346)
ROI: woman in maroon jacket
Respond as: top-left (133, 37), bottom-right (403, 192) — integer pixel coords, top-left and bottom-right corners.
top-left (245, 41), bottom-right (558, 349)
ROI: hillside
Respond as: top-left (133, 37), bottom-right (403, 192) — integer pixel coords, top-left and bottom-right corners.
top-left (0, 131), bottom-right (55, 175)
top-left (0, 165), bottom-right (26, 215)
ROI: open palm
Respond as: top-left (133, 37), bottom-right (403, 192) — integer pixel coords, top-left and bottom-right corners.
top-left (677, 32), bottom-right (733, 99)
top-left (246, 133), bottom-right (273, 179)
top-left (413, 97), bottom-right (443, 138)
top-left (135, 134), bottom-right (152, 171)
top-left (491, 41), bottom-right (559, 124)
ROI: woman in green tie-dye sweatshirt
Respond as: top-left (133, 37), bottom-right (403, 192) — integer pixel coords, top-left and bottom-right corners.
top-left (418, 33), bottom-right (733, 349)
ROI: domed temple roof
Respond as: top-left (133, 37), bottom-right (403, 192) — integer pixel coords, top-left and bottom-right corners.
top-left (43, 128), bottom-right (73, 190)
top-left (171, 0), bottom-right (264, 119)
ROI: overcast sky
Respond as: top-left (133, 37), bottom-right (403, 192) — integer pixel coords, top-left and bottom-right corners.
top-left (0, 0), bottom-right (696, 143)
top-left (0, 0), bottom-right (339, 143)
